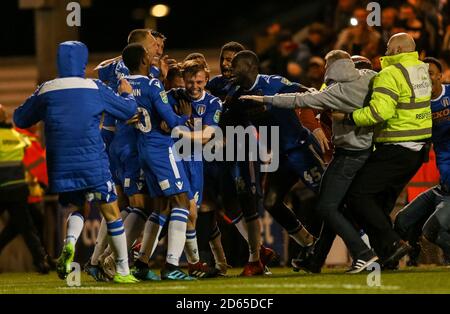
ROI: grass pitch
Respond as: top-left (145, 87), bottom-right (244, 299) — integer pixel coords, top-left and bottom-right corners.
top-left (0, 266), bottom-right (449, 294)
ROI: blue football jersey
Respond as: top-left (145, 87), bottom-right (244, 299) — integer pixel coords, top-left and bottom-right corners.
top-left (431, 84), bottom-right (450, 185)
top-left (97, 58), bottom-right (130, 90)
top-left (149, 65), bottom-right (161, 79)
top-left (207, 75), bottom-right (233, 101)
top-left (224, 74), bottom-right (310, 153)
top-left (127, 75), bottom-right (189, 145)
top-left (97, 58), bottom-right (130, 146)
top-left (167, 89), bottom-right (222, 128)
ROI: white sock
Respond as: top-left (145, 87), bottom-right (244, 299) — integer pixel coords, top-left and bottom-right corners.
top-left (124, 207), bottom-right (147, 250)
top-left (107, 218), bottom-right (129, 276)
top-left (65, 212), bottom-right (84, 245)
top-left (166, 208), bottom-right (189, 266)
top-left (96, 205), bottom-right (131, 262)
top-left (90, 217), bottom-right (108, 265)
top-left (138, 212), bottom-right (166, 262)
top-left (184, 229), bottom-right (200, 264)
top-left (233, 214), bottom-right (249, 242)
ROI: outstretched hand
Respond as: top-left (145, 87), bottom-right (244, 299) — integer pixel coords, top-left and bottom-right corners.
top-left (178, 98), bottom-right (192, 117)
top-left (239, 95), bottom-right (264, 103)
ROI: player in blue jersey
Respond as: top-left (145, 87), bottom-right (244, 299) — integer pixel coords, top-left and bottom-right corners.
top-left (229, 51), bottom-right (321, 274)
top-left (207, 42), bottom-right (245, 101)
top-left (164, 63), bottom-right (185, 90)
top-left (14, 41), bottom-right (139, 284)
top-left (149, 30), bottom-right (174, 80)
top-left (178, 53), bottom-right (233, 274)
top-left (120, 43), bottom-right (195, 280)
top-left (87, 29), bottom-right (159, 281)
top-left (167, 59), bottom-right (224, 277)
top-left (395, 57), bottom-right (450, 264)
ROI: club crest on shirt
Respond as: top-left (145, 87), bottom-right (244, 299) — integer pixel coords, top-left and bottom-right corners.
top-left (196, 104), bottom-right (206, 116)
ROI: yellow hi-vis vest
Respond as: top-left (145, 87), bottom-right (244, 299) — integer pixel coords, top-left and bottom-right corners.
top-left (352, 51), bottom-right (432, 143)
top-left (0, 127), bottom-right (30, 187)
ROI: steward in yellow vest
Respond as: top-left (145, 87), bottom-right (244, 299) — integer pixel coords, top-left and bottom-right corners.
top-left (0, 122), bottom-right (30, 189)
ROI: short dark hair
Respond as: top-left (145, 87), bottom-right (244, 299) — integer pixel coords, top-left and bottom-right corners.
top-left (221, 42), bottom-right (245, 57)
top-left (423, 57), bottom-right (443, 73)
top-left (166, 64), bottom-right (183, 82)
top-left (232, 50), bottom-right (259, 68)
top-left (150, 30), bottom-right (167, 41)
top-left (127, 29), bottom-right (150, 44)
top-left (122, 43), bottom-right (146, 73)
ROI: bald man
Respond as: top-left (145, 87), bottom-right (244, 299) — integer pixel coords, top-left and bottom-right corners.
top-left (340, 33), bottom-right (432, 268)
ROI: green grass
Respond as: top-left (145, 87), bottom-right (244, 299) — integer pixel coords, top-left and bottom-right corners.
top-left (0, 266), bottom-right (449, 294)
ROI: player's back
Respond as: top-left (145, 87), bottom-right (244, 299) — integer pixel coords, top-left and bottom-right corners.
top-left (14, 41), bottom-right (137, 193)
top-left (128, 75), bottom-right (175, 147)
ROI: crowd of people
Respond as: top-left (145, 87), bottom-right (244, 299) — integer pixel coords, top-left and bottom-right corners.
top-left (256, 0), bottom-right (450, 86)
top-left (1, 1), bottom-right (449, 284)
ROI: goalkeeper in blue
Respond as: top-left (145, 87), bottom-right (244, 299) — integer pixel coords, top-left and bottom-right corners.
top-left (13, 41), bottom-right (139, 284)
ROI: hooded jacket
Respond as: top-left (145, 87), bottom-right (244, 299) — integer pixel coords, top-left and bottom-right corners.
top-left (263, 58), bottom-right (376, 150)
top-left (14, 41), bottom-right (137, 193)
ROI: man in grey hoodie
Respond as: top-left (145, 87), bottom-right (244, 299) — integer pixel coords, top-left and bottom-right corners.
top-left (241, 50), bottom-right (378, 273)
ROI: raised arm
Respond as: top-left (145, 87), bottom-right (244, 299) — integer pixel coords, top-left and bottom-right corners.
top-left (151, 82), bottom-right (189, 129)
top-left (13, 84), bottom-right (45, 129)
top-left (97, 79), bottom-right (137, 121)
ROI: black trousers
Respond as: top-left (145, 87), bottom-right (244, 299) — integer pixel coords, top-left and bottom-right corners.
top-left (346, 143), bottom-right (427, 259)
top-left (0, 184), bottom-right (47, 266)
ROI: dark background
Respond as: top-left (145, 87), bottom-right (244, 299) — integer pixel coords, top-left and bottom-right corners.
top-left (0, 0), bottom-right (335, 56)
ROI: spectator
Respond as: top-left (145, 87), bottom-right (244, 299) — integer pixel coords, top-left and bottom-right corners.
top-left (302, 56), bottom-right (326, 90)
top-left (398, 3), bottom-right (430, 56)
top-left (332, 0), bottom-right (359, 34)
top-left (259, 30), bottom-right (301, 81)
top-left (335, 7), bottom-right (381, 59)
top-left (295, 23), bottom-right (329, 71)
top-left (0, 105), bottom-right (50, 274)
top-left (380, 7), bottom-right (399, 49)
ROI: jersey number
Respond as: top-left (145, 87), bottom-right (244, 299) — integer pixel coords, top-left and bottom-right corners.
top-left (136, 107), bottom-right (152, 133)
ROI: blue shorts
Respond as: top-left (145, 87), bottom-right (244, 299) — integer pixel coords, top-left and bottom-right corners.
top-left (282, 141), bottom-right (324, 194)
top-left (139, 144), bottom-right (190, 198)
top-left (183, 159), bottom-right (203, 206)
top-left (109, 145), bottom-right (146, 197)
top-left (58, 180), bottom-right (117, 207)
